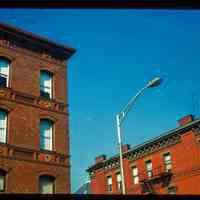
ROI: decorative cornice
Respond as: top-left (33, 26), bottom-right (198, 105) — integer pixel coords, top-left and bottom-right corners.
top-left (126, 134), bottom-right (180, 161)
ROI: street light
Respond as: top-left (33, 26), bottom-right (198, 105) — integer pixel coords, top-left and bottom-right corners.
top-left (116, 77), bottom-right (162, 195)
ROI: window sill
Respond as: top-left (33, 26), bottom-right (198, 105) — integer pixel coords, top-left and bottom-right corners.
top-left (39, 149), bottom-right (56, 155)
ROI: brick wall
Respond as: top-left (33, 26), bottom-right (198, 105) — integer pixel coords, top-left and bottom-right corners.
top-left (0, 25), bottom-right (74, 193)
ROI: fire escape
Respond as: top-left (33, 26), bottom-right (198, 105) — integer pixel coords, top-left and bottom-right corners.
top-left (140, 166), bottom-right (172, 194)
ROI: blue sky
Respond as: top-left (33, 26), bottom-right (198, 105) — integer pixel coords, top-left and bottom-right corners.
top-left (1, 9), bottom-right (200, 192)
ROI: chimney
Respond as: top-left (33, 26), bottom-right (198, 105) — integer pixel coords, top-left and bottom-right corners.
top-left (178, 115), bottom-right (194, 126)
top-left (122, 144), bottom-right (130, 153)
top-left (95, 155), bottom-right (106, 164)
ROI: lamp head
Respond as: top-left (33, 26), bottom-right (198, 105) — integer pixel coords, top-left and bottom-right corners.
top-left (147, 77), bottom-right (162, 88)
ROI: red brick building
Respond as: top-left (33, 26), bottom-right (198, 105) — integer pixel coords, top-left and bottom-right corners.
top-left (87, 115), bottom-right (200, 194)
top-left (0, 23), bottom-right (75, 193)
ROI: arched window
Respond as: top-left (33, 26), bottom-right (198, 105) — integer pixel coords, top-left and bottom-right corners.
top-left (40, 70), bottom-right (53, 99)
top-left (39, 175), bottom-right (55, 194)
top-left (0, 170), bottom-right (6, 192)
top-left (0, 109), bottom-right (7, 143)
top-left (0, 57), bottom-right (10, 87)
top-left (40, 119), bottom-right (53, 151)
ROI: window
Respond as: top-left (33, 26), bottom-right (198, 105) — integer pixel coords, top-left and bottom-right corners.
top-left (40, 70), bottom-right (53, 99)
top-left (145, 160), bottom-right (153, 178)
top-left (167, 186), bottom-right (177, 194)
top-left (107, 176), bottom-right (112, 192)
top-left (163, 153), bottom-right (172, 172)
top-left (40, 119), bottom-right (53, 151)
top-left (39, 175), bottom-right (55, 194)
top-left (116, 173), bottom-right (122, 191)
top-left (0, 109), bottom-right (7, 143)
top-left (0, 170), bottom-right (6, 192)
top-left (132, 166), bottom-right (139, 184)
top-left (0, 57), bottom-right (10, 87)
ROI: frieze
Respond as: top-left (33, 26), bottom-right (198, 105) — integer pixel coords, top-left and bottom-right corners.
top-left (37, 99), bottom-right (54, 109)
top-left (192, 126), bottom-right (200, 136)
top-left (0, 143), bottom-right (68, 166)
top-left (13, 149), bottom-right (33, 160)
top-left (192, 126), bottom-right (200, 143)
top-left (0, 87), bottom-right (67, 114)
top-left (38, 153), bottom-right (56, 163)
top-left (126, 135), bottom-right (181, 161)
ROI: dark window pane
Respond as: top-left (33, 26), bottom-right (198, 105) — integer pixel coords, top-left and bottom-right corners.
top-left (39, 176), bottom-right (55, 194)
top-left (0, 76), bottom-right (7, 87)
top-left (0, 171), bottom-right (6, 192)
top-left (40, 90), bottom-right (50, 99)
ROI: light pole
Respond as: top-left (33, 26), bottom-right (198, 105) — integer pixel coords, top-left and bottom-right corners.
top-left (116, 77), bottom-right (162, 195)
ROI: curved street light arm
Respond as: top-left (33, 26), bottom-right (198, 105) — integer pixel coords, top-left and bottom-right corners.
top-left (118, 85), bottom-right (148, 126)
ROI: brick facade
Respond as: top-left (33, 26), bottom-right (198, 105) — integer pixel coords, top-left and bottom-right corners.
top-left (87, 115), bottom-right (200, 194)
top-left (0, 23), bottom-right (75, 193)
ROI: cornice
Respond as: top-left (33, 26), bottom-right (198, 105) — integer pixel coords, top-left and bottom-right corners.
top-left (126, 134), bottom-right (180, 161)
top-left (0, 22), bottom-right (75, 62)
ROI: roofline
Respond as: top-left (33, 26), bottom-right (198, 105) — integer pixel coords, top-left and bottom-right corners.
top-left (126, 118), bottom-right (200, 154)
top-left (87, 118), bottom-right (200, 172)
top-left (0, 22), bottom-right (76, 58)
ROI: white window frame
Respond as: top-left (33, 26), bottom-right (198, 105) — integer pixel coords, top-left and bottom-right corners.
top-left (40, 70), bottom-right (53, 99)
top-left (0, 110), bottom-right (7, 144)
top-left (146, 160), bottom-right (153, 178)
top-left (40, 119), bottom-right (53, 151)
top-left (132, 166), bottom-right (139, 184)
top-left (163, 153), bottom-right (172, 172)
top-left (116, 173), bottom-right (122, 191)
top-left (0, 57), bottom-right (10, 87)
top-left (107, 176), bottom-right (112, 192)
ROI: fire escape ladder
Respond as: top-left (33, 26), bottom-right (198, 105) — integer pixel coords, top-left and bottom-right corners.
top-left (143, 181), bottom-right (155, 194)
top-left (140, 166), bottom-right (172, 194)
